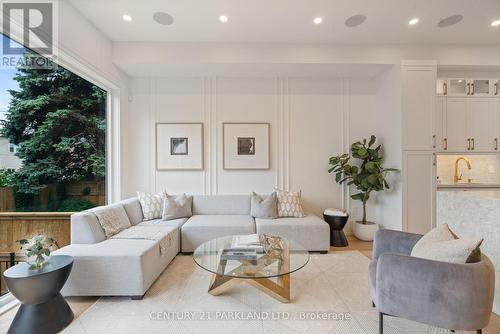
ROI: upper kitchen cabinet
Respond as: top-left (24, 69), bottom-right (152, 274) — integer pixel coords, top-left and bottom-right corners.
top-left (438, 77), bottom-right (496, 97)
top-left (402, 63), bottom-right (437, 151)
top-left (441, 98), bottom-right (497, 152)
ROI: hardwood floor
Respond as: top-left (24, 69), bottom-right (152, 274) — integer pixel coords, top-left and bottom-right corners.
top-left (332, 235), bottom-right (500, 333)
top-left (2, 235), bottom-right (498, 333)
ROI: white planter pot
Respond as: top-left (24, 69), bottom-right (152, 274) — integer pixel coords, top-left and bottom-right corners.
top-left (352, 221), bottom-right (379, 241)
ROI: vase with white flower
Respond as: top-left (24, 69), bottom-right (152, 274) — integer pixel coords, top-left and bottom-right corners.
top-left (17, 235), bottom-right (59, 269)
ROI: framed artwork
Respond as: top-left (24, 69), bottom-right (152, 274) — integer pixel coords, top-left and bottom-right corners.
top-left (156, 123), bottom-right (203, 170)
top-left (223, 122), bottom-right (270, 170)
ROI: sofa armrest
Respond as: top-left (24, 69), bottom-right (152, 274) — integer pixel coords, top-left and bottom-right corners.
top-left (71, 211), bottom-right (106, 244)
top-left (372, 229), bottom-right (422, 261)
top-left (376, 253), bottom-right (495, 331)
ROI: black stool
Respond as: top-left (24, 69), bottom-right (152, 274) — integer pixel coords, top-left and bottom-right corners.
top-left (323, 213), bottom-right (349, 247)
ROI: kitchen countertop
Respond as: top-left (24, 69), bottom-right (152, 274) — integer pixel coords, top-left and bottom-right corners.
top-left (437, 183), bottom-right (500, 190)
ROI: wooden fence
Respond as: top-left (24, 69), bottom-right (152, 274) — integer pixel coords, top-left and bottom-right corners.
top-left (0, 188), bottom-right (15, 211)
top-left (0, 212), bottom-right (72, 253)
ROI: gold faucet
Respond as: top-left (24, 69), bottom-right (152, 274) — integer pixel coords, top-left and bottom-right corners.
top-left (454, 157), bottom-right (472, 183)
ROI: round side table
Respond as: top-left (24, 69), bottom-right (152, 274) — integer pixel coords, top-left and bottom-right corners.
top-left (3, 255), bottom-right (74, 334)
top-left (323, 213), bottom-right (349, 247)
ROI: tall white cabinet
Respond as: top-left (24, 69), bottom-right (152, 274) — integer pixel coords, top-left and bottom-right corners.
top-left (402, 61), bottom-right (437, 234)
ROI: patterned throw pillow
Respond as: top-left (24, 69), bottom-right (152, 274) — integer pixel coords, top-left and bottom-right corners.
top-left (276, 189), bottom-right (305, 218)
top-left (93, 204), bottom-right (131, 238)
top-left (137, 191), bottom-right (166, 221)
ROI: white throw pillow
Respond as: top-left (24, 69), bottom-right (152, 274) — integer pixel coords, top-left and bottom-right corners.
top-left (276, 189), bottom-right (305, 218)
top-left (411, 224), bottom-right (483, 264)
top-left (93, 204), bottom-right (131, 238)
top-left (162, 193), bottom-right (193, 221)
top-left (137, 191), bottom-right (166, 221)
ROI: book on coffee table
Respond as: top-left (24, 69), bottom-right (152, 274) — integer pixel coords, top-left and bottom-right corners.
top-left (230, 234), bottom-right (265, 253)
top-left (220, 248), bottom-right (258, 261)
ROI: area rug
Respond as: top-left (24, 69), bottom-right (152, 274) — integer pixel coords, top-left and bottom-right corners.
top-left (60, 251), bottom-right (489, 334)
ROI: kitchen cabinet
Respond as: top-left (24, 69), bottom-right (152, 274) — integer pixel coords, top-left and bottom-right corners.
top-left (403, 151), bottom-right (436, 234)
top-left (444, 98), bottom-right (468, 151)
top-left (493, 99), bottom-right (500, 151)
top-left (439, 78), bottom-right (496, 96)
top-left (441, 98), bottom-right (497, 152)
top-left (494, 80), bottom-right (500, 96)
top-left (403, 65), bottom-right (436, 150)
top-left (436, 96), bottom-right (445, 148)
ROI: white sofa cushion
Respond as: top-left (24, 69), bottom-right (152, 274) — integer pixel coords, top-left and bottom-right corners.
top-left (255, 214), bottom-right (329, 251)
top-left (119, 197), bottom-right (144, 225)
top-left (181, 215), bottom-right (256, 252)
top-left (137, 217), bottom-right (188, 228)
top-left (92, 204), bottom-right (131, 238)
top-left (192, 195), bottom-right (251, 215)
top-left (276, 190), bottom-right (305, 218)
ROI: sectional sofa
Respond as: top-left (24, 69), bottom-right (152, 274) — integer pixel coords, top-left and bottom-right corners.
top-left (54, 194), bottom-right (330, 298)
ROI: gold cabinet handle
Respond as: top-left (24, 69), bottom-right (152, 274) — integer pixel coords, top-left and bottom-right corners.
top-left (495, 138), bottom-right (498, 151)
top-left (471, 83), bottom-right (475, 95)
top-left (443, 82), bottom-right (448, 95)
top-left (495, 83), bottom-right (499, 95)
top-left (467, 83), bottom-right (471, 95)
top-left (443, 138), bottom-right (448, 150)
top-left (472, 138), bottom-right (475, 150)
top-left (432, 135), bottom-right (436, 148)
top-left (467, 138), bottom-right (471, 150)
top-left (432, 153), bottom-right (436, 166)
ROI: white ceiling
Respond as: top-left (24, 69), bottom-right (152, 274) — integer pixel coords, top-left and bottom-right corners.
top-left (68, 0), bottom-right (500, 45)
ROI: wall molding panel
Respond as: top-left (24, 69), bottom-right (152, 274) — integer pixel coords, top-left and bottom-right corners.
top-left (129, 75), bottom-right (375, 217)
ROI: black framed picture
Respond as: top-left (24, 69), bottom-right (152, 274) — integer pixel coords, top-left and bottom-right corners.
top-left (170, 137), bottom-right (188, 155)
top-left (237, 137), bottom-right (255, 155)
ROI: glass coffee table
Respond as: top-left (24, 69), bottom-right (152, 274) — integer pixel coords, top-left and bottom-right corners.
top-left (193, 235), bottom-right (309, 303)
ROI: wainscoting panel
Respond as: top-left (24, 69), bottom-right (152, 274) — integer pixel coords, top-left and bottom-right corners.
top-left (125, 76), bottom-right (378, 217)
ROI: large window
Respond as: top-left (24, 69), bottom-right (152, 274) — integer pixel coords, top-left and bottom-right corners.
top-left (0, 34), bottom-right (107, 297)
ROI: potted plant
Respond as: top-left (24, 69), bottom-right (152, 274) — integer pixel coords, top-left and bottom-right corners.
top-left (17, 235), bottom-right (58, 269)
top-left (328, 135), bottom-right (397, 241)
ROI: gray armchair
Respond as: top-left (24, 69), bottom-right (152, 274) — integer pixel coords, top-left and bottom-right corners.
top-left (369, 229), bottom-right (495, 334)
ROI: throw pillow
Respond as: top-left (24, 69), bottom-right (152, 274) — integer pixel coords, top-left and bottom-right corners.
top-left (251, 192), bottom-right (278, 219)
top-left (162, 193), bottom-right (193, 221)
top-left (411, 223), bottom-right (483, 264)
top-left (93, 204), bottom-right (131, 238)
top-left (276, 189), bottom-right (305, 218)
top-left (137, 191), bottom-right (166, 221)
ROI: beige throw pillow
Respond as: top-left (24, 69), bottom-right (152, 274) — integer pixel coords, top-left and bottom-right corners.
top-left (137, 191), bottom-right (166, 221)
top-left (93, 204), bottom-right (131, 238)
top-left (251, 192), bottom-right (278, 219)
top-left (162, 194), bottom-right (193, 221)
top-left (411, 223), bottom-right (483, 264)
top-left (276, 189), bottom-right (305, 218)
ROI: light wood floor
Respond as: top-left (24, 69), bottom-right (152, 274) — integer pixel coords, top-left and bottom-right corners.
top-left (2, 236), bottom-right (499, 333)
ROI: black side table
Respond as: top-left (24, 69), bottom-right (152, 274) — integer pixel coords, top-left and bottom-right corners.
top-left (323, 213), bottom-right (349, 247)
top-left (3, 255), bottom-right (74, 334)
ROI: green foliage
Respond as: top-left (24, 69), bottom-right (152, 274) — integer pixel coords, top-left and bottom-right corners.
top-left (1, 50), bottom-right (106, 195)
top-left (57, 197), bottom-right (95, 212)
top-left (0, 169), bottom-right (14, 188)
top-left (328, 135), bottom-right (398, 223)
top-left (81, 186), bottom-right (91, 196)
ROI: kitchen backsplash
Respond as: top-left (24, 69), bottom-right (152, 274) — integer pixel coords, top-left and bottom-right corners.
top-left (437, 155), bottom-right (500, 185)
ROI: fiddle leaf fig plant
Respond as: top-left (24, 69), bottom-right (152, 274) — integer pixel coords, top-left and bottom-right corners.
top-left (328, 135), bottom-right (398, 224)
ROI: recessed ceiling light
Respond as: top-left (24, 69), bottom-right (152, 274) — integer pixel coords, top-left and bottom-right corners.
top-left (345, 14), bottom-right (366, 28)
top-left (122, 14), bottom-right (132, 22)
top-left (313, 17), bottom-right (323, 25)
top-left (219, 15), bottom-right (228, 23)
top-left (438, 15), bottom-right (463, 28)
top-left (153, 12), bottom-right (174, 26)
top-left (408, 18), bottom-right (419, 25)
top-left (492, 19), bottom-right (500, 27)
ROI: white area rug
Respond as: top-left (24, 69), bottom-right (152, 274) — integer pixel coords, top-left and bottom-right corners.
top-left (41, 252), bottom-right (493, 333)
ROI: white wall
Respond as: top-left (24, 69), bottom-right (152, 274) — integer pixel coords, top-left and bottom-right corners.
top-left (124, 75), bottom-right (392, 225)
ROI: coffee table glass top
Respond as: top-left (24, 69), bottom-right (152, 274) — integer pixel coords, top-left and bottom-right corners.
top-left (193, 235), bottom-right (309, 279)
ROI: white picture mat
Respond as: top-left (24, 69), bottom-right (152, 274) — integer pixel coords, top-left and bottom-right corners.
top-left (156, 123), bottom-right (203, 170)
top-left (223, 123), bottom-right (270, 170)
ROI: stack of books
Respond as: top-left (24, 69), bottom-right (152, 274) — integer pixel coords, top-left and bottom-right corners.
top-left (220, 234), bottom-right (264, 261)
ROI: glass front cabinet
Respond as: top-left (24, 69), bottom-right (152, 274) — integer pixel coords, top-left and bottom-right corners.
top-left (438, 78), bottom-right (497, 96)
